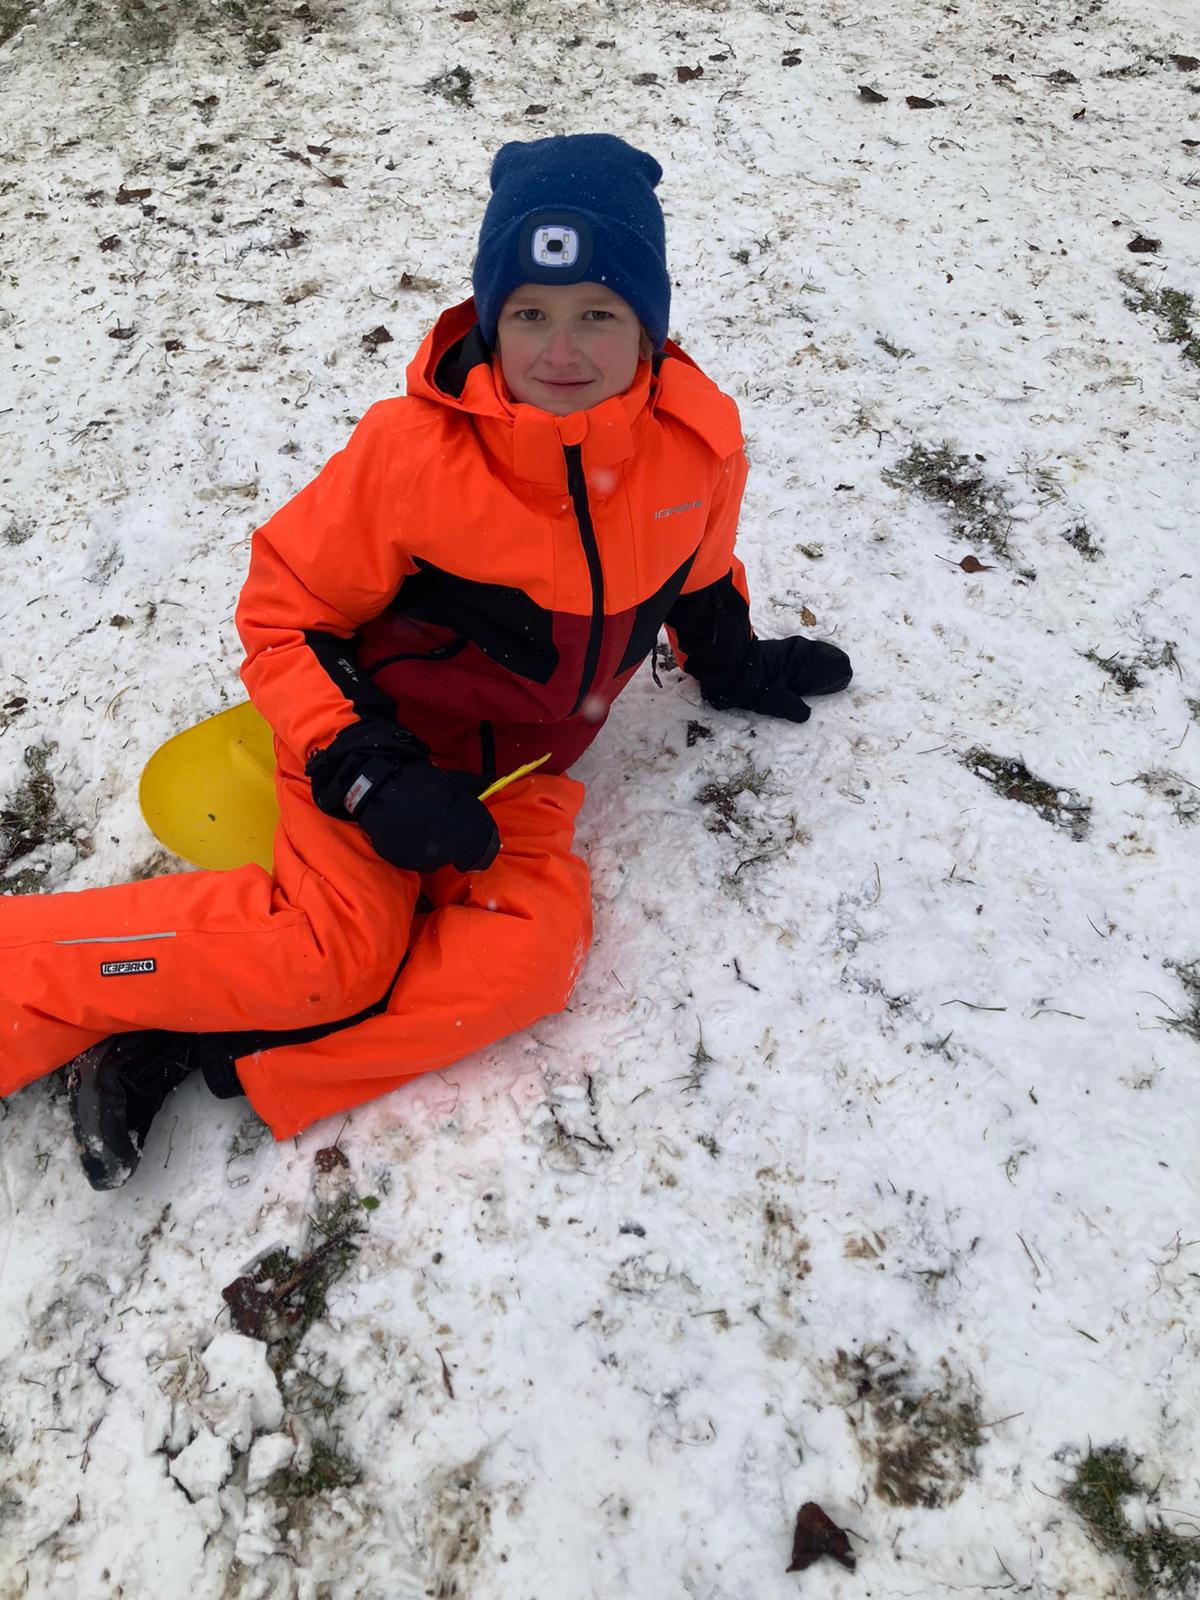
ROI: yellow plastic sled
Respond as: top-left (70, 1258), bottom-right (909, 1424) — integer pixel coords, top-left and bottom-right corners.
top-left (140, 701), bottom-right (549, 872)
top-left (140, 701), bottom-right (278, 872)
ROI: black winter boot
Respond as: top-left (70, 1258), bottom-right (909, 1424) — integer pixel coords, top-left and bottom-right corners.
top-left (68, 1031), bottom-right (197, 1191)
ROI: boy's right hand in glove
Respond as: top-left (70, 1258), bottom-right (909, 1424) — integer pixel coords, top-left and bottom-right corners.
top-left (307, 724), bottom-right (499, 873)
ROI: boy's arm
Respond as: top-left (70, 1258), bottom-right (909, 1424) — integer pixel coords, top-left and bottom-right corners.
top-left (235, 405), bottom-right (416, 769)
top-left (663, 447), bottom-right (754, 685)
top-left (665, 446), bottom-right (852, 721)
top-left (235, 404), bottom-right (500, 873)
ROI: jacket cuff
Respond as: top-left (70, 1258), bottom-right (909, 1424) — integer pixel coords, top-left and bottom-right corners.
top-left (306, 720), bottom-right (429, 817)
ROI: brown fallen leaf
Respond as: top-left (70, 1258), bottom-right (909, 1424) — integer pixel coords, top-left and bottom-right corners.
top-left (164, 338), bottom-right (184, 352)
top-left (1127, 234), bottom-right (1160, 253)
top-left (906, 94), bottom-right (937, 109)
top-left (1072, 107), bottom-right (1087, 119)
top-left (677, 64), bottom-right (704, 82)
top-left (315, 1144), bottom-right (351, 1171)
top-left (99, 234), bottom-right (121, 252)
top-left (781, 51), bottom-right (802, 67)
top-left (452, 7), bottom-right (477, 17)
top-left (1170, 53), bottom-right (1199, 70)
top-left (800, 606), bottom-right (817, 626)
top-left (1044, 68), bottom-right (1078, 84)
top-left (787, 1502), bottom-right (856, 1573)
top-left (524, 104), bottom-right (549, 115)
top-left (108, 324), bottom-right (136, 340)
top-left (115, 185), bottom-right (151, 204)
top-left (221, 1225), bottom-right (360, 1340)
top-left (362, 324), bottom-right (394, 347)
top-left (633, 71), bottom-right (659, 85)
top-left (858, 84), bottom-right (887, 102)
top-left (959, 554), bottom-right (994, 573)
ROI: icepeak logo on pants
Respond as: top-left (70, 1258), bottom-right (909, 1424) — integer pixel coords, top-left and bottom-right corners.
top-left (100, 959), bottom-right (157, 977)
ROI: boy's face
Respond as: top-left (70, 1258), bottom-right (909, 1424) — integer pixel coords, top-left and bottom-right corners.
top-left (495, 282), bottom-right (652, 415)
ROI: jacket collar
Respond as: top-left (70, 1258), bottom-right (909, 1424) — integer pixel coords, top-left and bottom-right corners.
top-left (406, 298), bottom-right (741, 487)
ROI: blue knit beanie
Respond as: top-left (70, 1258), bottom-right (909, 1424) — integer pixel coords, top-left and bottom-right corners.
top-left (472, 133), bottom-right (671, 351)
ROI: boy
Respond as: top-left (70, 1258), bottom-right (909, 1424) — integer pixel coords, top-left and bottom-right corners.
top-left (0, 134), bottom-right (851, 1189)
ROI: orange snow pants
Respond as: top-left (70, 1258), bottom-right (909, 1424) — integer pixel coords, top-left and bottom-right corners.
top-left (0, 749), bottom-right (591, 1139)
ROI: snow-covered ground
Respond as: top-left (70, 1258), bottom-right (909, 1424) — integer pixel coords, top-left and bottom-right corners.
top-left (2, 0), bottom-right (1199, 1594)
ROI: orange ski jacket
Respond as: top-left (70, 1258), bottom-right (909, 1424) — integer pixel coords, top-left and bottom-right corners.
top-left (236, 300), bottom-right (754, 783)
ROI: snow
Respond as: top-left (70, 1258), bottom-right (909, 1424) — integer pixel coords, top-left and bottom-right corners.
top-left (1, 0), bottom-right (1199, 1597)
top-left (170, 1427), bottom-right (235, 1502)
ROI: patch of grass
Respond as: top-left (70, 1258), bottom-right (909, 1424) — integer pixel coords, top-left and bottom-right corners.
top-left (1064, 523), bottom-right (1103, 561)
top-left (1120, 270), bottom-right (1200, 367)
top-left (268, 1437), bottom-right (359, 1501)
top-left (883, 442), bottom-right (1013, 556)
top-left (227, 1115), bottom-right (271, 1163)
top-left (424, 63), bottom-right (475, 105)
top-left (1161, 961), bottom-right (1200, 1040)
top-left (695, 761), bottom-right (769, 834)
top-left (0, 743), bottom-right (82, 889)
top-left (874, 334), bottom-right (913, 359)
top-left (284, 1363), bottom-right (351, 1424)
top-left (1083, 640), bottom-right (1179, 692)
top-left (1064, 1445), bottom-right (1200, 1595)
top-left (1084, 649), bottom-right (1143, 692)
top-left (834, 1346), bottom-right (983, 1509)
top-left (52, 0), bottom-right (321, 66)
top-left (0, 0), bottom-right (32, 46)
top-left (963, 747), bottom-right (1091, 839)
top-left (1137, 771), bottom-right (1200, 826)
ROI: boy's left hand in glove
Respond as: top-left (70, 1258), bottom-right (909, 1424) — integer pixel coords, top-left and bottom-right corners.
top-left (701, 637), bottom-right (852, 724)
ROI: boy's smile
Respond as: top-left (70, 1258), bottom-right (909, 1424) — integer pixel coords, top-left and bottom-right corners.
top-left (495, 281), bottom-right (652, 415)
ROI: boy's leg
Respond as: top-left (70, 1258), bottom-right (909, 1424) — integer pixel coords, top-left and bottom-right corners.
top-left (0, 751), bottom-right (419, 1099)
top-left (235, 774), bottom-right (592, 1138)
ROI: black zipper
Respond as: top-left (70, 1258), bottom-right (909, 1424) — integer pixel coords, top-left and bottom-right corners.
top-left (479, 719), bottom-right (497, 785)
top-left (564, 444), bottom-right (605, 717)
top-left (366, 636), bottom-right (469, 676)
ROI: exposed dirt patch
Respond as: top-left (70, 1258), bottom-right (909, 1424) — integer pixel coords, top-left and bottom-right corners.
top-left (883, 442), bottom-right (1014, 558)
top-left (832, 1344), bottom-right (983, 1508)
top-left (0, 0), bottom-right (32, 45)
top-left (761, 1198), bottom-right (812, 1285)
top-left (1083, 639), bottom-right (1178, 693)
top-left (424, 1450), bottom-right (493, 1599)
top-left (963, 747), bottom-right (1091, 839)
top-left (29, 0), bottom-right (331, 67)
top-left (1136, 770), bottom-right (1200, 826)
top-left (1063, 522), bottom-right (1103, 561)
top-left (695, 761), bottom-right (768, 834)
top-left (0, 742), bottom-right (87, 891)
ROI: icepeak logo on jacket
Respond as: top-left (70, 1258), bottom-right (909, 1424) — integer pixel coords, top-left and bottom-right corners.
top-left (236, 299), bottom-right (755, 783)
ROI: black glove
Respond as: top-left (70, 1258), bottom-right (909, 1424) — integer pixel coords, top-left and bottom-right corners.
top-left (307, 723), bottom-right (499, 873)
top-left (700, 637), bottom-right (852, 723)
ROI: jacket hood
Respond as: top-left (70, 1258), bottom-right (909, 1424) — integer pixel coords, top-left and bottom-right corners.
top-left (404, 299), bottom-right (742, 485)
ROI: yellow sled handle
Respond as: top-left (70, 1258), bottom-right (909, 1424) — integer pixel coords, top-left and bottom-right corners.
top-left (479, 752), bottom-right (552, 800)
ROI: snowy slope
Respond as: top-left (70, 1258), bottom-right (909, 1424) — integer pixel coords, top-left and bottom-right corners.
top-left (2, 0), bottom-right (1199, 1596)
